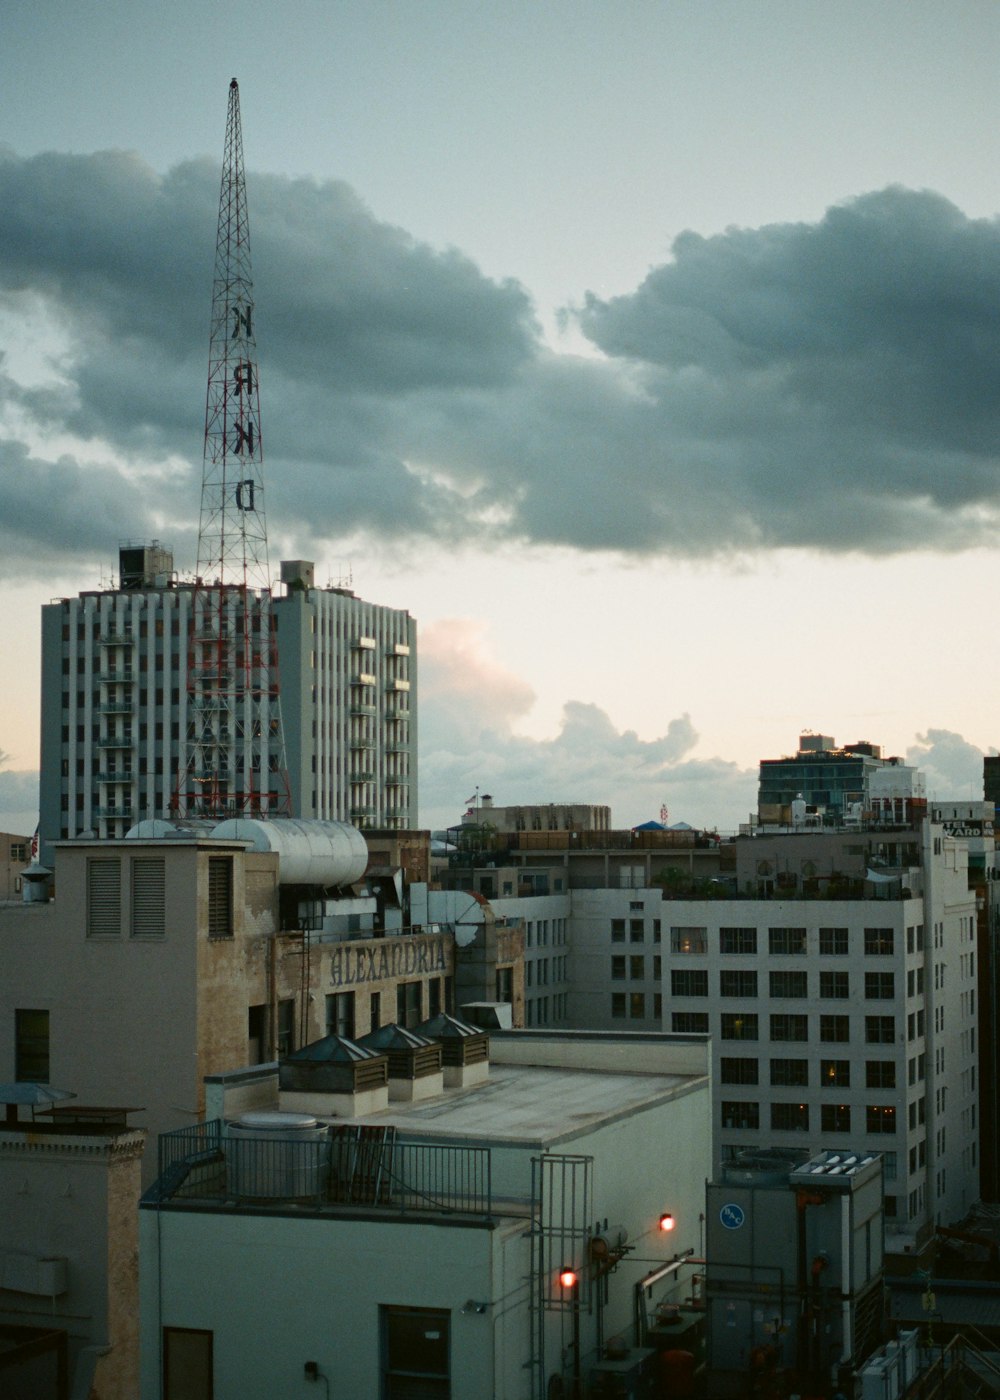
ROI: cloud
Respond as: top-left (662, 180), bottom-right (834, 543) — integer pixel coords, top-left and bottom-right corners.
top-left (418, 621), bottom-right (757, 830)
top-left (0, 437), bottom-right (170, 579)
top-left (3, 153), bottom-right (1000, 569)
top-left (0, 762), bottom-right (37, 838)
top-left (906, 728), bottom-right (991, 800)
top-left (420, 619), bottom-right (537, 736)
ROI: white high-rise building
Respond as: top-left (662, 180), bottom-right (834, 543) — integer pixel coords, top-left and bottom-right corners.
top-left (39, 547), bottom-right (416, 852)
top-left (455, 804), bottom-right (987, 1250)
top-left (558, 819), bottom-right (982, 1249)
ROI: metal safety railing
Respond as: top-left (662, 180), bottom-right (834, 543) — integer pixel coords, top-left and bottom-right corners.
top-left (150, 1120), bottom-right (493, 1221)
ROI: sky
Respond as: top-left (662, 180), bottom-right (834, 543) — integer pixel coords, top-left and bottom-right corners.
top-left (2, 1), bottom-right (1000, 835)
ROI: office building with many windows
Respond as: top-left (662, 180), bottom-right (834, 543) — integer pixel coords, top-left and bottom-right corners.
top-left (757, 732), bottom-right (924, 828)
top-left (567, 818), bottom-right (982, 1250)
top-left (38, 548), bottom-right (416, 852)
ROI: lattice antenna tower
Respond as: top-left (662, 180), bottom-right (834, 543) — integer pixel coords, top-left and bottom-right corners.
top-left (173, 78), bottom-right (291, 821)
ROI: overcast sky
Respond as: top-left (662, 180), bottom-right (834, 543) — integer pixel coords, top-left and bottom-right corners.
top-left (2, 1), bottom-right (1000, 835)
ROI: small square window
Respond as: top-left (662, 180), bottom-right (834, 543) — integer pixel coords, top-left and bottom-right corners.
top-left (721, 1013), bottom-right (758, 1041)
top-left (819, 971), bottom-right (849, 999)
top-left (771, 1101), bottom-right (809, 1131)
top-left (720, 969), bottom-right (758, 998)
top-left (672, 1012), bottom-right (709, 1033)
top-left (817, 1059), bottom-right (849, 1088)
top-left (819, 927), bottom-right (848, 955)
top-left (671, 969), bottom-right (708, 997)
top-left (864, 927), bottom-right (895, 956)
top-left (770, 970), bottom-right (808, 998)
top-left (822, 1103), bottom-right (851, 1133)
top-left (721, 1101), bottom-right (759, 1130)
top-left (768, 927), bottom-right (807, 955)
top-left (721, 1057), bottom-right (759, 1085)
top-left (865, 972), bottom-right (895, 1000)
top-left (770, 1014), bottom-right (808, 1043)
top-left (820, 1015), bottom-right (850, 1043)
top-left (770, 1058), bottom-right (808, 1087)
top-left (866, 1060), bottom-right (896, 1089)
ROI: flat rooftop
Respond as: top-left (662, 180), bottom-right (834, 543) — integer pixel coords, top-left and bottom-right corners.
top-left (348, 1061), bottom-right (704, 1149)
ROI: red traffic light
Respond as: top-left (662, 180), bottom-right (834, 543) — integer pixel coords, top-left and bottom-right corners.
top-left (558, 1266), bottom-right (579, 1290)
top-left (659, 1213), bottom-right (675, 1232)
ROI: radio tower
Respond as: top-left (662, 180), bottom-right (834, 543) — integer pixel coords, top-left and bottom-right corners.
top-left (173, 78), bottom-right (291, 820)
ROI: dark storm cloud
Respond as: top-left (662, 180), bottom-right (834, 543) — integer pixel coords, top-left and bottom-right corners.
top-left (578, 187), bottom-right (1000, 553)
top-left (3, 149), bottom-right (1000, 566)
top-left (0, 438), bottom-right (170, 577)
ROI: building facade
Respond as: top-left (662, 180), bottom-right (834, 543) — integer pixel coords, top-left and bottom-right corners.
top-left (274, 559), bottom-right (416, 831)
top-left (567, 820), bottom-right (981, 1250)
top-left (0, 833), bottom-right (31, 902)
top-left (0, 1114), bottom-right (146, 1400)
top-left (0, 831), bottom-right (521, 1184)
top-left (458, 797), bottom-right (611, 834)
top-left (758, 733), bottom-right (924, 827)
top-left (38, 548), bottom-right (416, 855)
top-left (139, 1030), bottom-right (712, 1400)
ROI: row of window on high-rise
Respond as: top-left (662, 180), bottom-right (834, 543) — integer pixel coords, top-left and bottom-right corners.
top-left (721, 1102), bottom-right (896, 1134)
top-left (669, 1011), bottom-right (901, 1042)
top-left (667, 969), bottom-right (898, 998)
top-left (526, 994), bottom-right (568, 1025)
top-left (718, 1056), bottom-right (896, 1087)
top-left (668, 925), bottom-right (913, 955)
top-left (526, 956), bottom-right (567, 987)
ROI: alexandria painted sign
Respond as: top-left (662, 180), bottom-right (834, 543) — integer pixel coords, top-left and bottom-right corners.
top-left (329, 935), bottom-right (449, 988)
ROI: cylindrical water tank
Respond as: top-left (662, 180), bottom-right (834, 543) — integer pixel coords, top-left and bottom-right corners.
top-left (226, 1112), bottom-right (329, 1198)
top-left (124, 818), bottom-right (219, 839)
top-left (210, 818), bottom-right (368, 886)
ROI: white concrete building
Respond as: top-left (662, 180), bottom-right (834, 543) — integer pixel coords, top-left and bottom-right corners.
top-left (273, 559), bottom-right (416, 831)
top-left (566, 820), bottom-right (982, 1251)
top-left (469, 892), bottom-right (572, 1028)
top-left (139, 1030), bottom-right (712, 1400)
top-left (38, 548), bottom-right (416, 853)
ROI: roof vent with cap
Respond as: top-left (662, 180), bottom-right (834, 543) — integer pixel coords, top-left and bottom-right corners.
top-left (356, 1024), bottom-right (444, 1102)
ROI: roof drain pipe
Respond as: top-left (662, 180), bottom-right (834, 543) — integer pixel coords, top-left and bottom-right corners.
top-left (633, 1249), bottom-right (698, 1345)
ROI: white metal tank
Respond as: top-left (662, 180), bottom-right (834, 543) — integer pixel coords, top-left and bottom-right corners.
top-left (124, 818), bottom-right (219, 839)
top-left (226, 1112), bottom-right (329, 1199)
top-left (210, 818), bottom-right (368, 887)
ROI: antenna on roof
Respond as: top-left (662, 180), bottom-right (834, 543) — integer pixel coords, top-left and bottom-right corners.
top-left (172, 78), bottom-right (291, 821)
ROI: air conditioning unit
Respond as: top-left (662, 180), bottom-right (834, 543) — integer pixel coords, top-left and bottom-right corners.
top-left (1, 1251), bottom-right (68, 1296)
